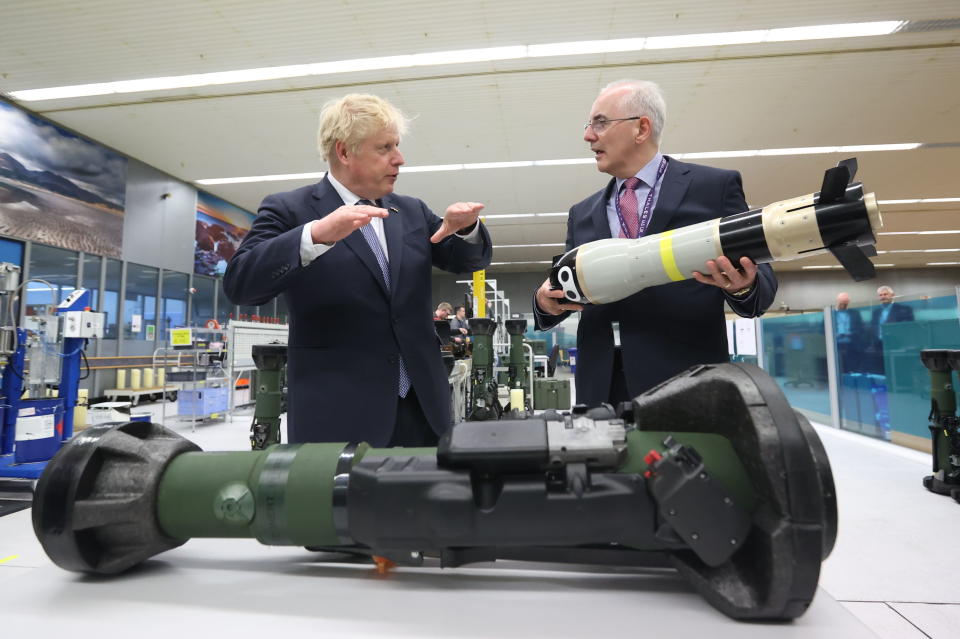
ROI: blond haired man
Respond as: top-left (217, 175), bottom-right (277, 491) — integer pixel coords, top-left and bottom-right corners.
top-left (225, 94), bottom-right (491, 446)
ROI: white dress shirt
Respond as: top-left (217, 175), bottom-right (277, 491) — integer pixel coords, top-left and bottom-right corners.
top-left (300, 172), bottom-right (481, 266)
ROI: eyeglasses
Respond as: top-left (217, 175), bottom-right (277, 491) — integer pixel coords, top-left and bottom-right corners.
top-left (584, 116), bottom-right (641, 134)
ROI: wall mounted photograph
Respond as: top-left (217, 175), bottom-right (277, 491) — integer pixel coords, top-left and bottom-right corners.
top-left (0, 100), bottom-right (127, 257)
top-left (195, 191), bottom-right (255, 276)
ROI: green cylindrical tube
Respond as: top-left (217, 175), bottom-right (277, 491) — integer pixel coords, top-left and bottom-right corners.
top-left (921, 349), bottom-right (956, 419)
top-left (156, 443), bottom-right (440, 546)
top-left (505, 319), bottom-right (527, 392)
top-left (154, 428), bottom-right (752, 549)
top-left (250, 343), bottom-right (288, 449)
top-left (469, 318), bottom-right (496, 374)
top-left (931, 370), bottom-right (956, 417)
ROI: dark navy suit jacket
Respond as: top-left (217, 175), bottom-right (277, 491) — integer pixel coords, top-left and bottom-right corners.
top-left (535, 158), bottom-right (777, 407)
top-left (224, 177), bottom-right (492, 445)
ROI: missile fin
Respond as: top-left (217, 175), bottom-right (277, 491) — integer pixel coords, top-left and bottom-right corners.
top-left (837, 157), bottom-right (858, 183)
top-left (817, 158), bottom-right (859, 204)
top-left (828, 243), bottom-right (876, 281)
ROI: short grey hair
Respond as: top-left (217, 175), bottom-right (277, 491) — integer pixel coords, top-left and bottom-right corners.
top-left (877, 285), bottom-right (894, 295)
top-left (601, 79), bottom-right (667, 145)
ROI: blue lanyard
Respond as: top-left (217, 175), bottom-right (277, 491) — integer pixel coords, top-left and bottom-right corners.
top-left (615, 156), bottom-right (668, 239)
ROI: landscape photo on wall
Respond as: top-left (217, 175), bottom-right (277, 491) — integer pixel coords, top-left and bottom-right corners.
top-left (0, 101), bottom-right (127, 257)
top-left (194, 190), bottom-right (255, 276)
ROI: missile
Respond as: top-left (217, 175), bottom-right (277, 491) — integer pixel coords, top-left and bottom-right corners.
top-left (550, 158), bottom-right (882, 305)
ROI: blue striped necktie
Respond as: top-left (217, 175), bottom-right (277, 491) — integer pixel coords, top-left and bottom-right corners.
top-left (358, 199), bottom-right (410, 398)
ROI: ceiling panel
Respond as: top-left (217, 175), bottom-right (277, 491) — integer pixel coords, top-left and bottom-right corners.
top-left (1, 0), bottom-right (958, 278)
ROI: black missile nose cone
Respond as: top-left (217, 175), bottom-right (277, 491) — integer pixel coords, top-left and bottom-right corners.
top-left (549, 249), bottom-right (585, 303)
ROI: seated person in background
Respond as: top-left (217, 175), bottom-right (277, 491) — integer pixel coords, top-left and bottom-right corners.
top-left (449, 305), bottom-right (470, 338)
top-left (434, 302), bottom-right (453, 321)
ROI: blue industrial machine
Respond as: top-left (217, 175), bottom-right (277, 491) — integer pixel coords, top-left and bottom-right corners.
top-left (0, 264), bottom-right (104, 480)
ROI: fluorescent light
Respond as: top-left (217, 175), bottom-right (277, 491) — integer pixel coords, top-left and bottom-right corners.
top-left (679, 143), bottom-right (921, 160)
top-left (196, 171), bottom-right (324, 185)
top-left (883, 248), bottom-right (960, 254)
top-left (528, 38), bottom-right (647, 57)
top-left (922, 197), bottom-right (960, 203)
top-left (493, 243), bottom-right (565, 248)
top-left (766, 21), bottom-right (903, 42)
top-left (400, 164), bottom-right (463, 173)
top-left (536, 212), bottom-right (570, 217)
top-left (879, 230), bottom-right (960, 236)
top-left (927, 262), bottom-right (960, 266)
top-left (532, 159), bottom-right (595, 166)
top-left (462, 161), bottom-right (534, 170)
top-left (9, 21), bottom-right (906, 101)
top-left (802, 263), bottom-right (895, 269)
top-left (839, 143), bottom-right (920, 152)
top-left (196, 142), bottom-right (922, 184)
top-left (675, 150), bottom-right (760, 160)
top-left (645, 31), bottom-right (769, 50)
top-left (489, 261), bottom-right (553, 266)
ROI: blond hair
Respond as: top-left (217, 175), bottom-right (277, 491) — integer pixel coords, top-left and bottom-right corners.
top-left (317, 94), bottom-right (410, 163)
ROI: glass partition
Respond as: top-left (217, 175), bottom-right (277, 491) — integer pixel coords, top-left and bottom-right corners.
top-left (123, 263), bottom-right (158, 341)
top-left (160, 270), bottom-right (189, 341)
top-left (846, 290), bottom-right (960, 445)
top-left (216, 279), bottom-right (232, 325)
top-left (25, 243), bottom-right (78, 315)
top-left (759, 312), bottom-right (831, 424)
top-left (191, 275), bottom-right (216, 327)
top-left (103, 259), bottom-right (121, 339)
top-left (81, 254), bottom-right (102, 312)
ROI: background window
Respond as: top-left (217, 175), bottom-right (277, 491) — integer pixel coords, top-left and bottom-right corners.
top-left (26, 244), bottom-right (78, 316)
top-left (81, 254), bottom-right (102, 312)
top-left (103, 259), bottom-right (121, 339)
top-left (161, 270), bottom-right (189, 341)
top-left (191, 275), bottom-right (215, 327)
top-left (124, 263), bottom-right (158, 341)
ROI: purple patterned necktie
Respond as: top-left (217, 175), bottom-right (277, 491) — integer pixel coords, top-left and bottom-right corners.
top-left (358, 199), bottom-right (410, 398)
top-left (617, 177), bottom-right (642, 238)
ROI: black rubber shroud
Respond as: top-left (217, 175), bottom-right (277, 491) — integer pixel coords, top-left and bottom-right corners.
top-left (631, 362), bottom-right (837, 620)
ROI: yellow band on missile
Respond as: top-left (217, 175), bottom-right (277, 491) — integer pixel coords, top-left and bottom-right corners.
top-left (659, 230), bottom-right (685, 282)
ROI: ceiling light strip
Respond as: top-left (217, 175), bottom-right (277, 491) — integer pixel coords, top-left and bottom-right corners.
top-left (9, 21), bottom-right (904, 101)
top-left (196, 142), bottom-right (923, 184)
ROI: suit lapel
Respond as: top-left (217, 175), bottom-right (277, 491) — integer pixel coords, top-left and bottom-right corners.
top-left (644, 157), bottom-right (691, 236)
top-left (590, 179), bottom-right (616, 240)
top-left (311, 178), bottom-right (390, 298)
top-left (381, 194), bottom-right (404, 297)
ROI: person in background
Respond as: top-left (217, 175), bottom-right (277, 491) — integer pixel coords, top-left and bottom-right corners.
top-left (434, 302), bottom-right (453, 321)
top-left (865, 285), bottom-right (915, 374)
top-left (834, 291), bottom-right (864, 373)
top-left (449, 305), bottom-right (470, 336)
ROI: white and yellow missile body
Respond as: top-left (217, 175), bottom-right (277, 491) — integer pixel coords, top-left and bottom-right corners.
top-left (551, 158), bottom-right (882, 305)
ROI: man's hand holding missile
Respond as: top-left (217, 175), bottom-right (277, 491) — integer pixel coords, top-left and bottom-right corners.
top-left (536, 278), bottom-right (585, 316)
top-left (692, 255), bottom-right (758, 297)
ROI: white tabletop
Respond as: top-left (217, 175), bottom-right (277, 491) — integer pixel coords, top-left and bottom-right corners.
top-left (0, 509), bottom-right (876, 638)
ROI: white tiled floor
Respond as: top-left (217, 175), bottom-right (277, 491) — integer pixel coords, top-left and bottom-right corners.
top-left (812, 424), bottom-right (960, 638)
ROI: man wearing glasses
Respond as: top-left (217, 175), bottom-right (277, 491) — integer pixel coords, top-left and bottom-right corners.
top-left (533, 79), bottom-right (777, 408)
